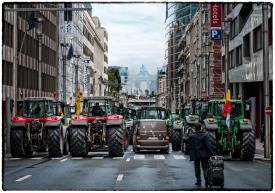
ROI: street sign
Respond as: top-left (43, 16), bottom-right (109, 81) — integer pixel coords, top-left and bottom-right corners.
top-left (210, 3), bottom-right (222, 28)
top-left (211, 28), bottom-right (222, 40)
top-left (265, 106), bottom-right (272, 116)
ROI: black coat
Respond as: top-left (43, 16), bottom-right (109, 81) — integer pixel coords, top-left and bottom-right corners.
top-left (184, 131), bottom-right (212, 161)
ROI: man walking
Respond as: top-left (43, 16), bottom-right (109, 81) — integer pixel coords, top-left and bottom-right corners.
top-left (183, 123), bottom-right (212, 188)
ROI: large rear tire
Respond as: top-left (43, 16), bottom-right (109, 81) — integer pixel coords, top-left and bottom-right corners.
top-left (241, 131), bottom-right (255, 161)
top-left (208, 131), bottom-right (217, 155)
top-left (69, 127), bottom-right (88, 157)
top-left (108, 127), bottom-right (124, 157)
top-left (48, 127), bottom-right (63, 157)
top-left (171, 129), bottom-right (181, 151)
top-left (10, 129), bottom-right (25, 157)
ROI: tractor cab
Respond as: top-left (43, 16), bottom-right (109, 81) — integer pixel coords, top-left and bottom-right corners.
top-left (82, 97), bottom-right (112, 117)
top-left (22, 97), bottom-right (55, 118)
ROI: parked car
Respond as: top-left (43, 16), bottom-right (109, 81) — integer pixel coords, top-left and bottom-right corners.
top-left (133, 106), bottom-right (170, 153)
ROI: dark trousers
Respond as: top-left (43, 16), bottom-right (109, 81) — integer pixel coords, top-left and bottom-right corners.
top-left (194, 159), bottom-right (209, 183)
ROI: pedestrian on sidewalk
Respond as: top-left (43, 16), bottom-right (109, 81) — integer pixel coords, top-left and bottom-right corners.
top-left (183, 123), bottom-right (212, 188)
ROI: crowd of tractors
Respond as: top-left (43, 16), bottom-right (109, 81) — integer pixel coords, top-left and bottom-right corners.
top-left (9, 95), bottom-right (255, 161)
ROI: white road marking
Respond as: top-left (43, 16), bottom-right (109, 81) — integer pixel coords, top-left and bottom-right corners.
top-left (113, 156), bottom-right (124, 160)
top-left (51, 157), bottom-right (63, 160)
top-left (116, 174), bottom-right (124, 181)
top-left (30, 157), bottom-right (43, 160)
top-left (126, 158), bottom-right (131, 162)
top-left (15, 175), bottom-right (32, 182)
top-left (60, 158), bottom-right (68, 162)
top-left (10, 158), bottom-right (22, 160)
top-left (92, 157), bottom-right (104, 159)
top-left (173, 155), bottom-right (186, 160)
top-left (134, 155), bottom-right (145, 160)
top-left (154, 155), bottom-right (165, 160)
top-left (71, 157), bottom-right (83, 160)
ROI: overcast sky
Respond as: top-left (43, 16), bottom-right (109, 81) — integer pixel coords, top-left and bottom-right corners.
top-left (92, 3), bottom-right (166, 75)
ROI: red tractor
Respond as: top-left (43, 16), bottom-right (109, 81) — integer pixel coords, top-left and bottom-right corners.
top-left (10, 97), bottom-right (66, 157)
top-left (68, 96), bottom-right (127, 157)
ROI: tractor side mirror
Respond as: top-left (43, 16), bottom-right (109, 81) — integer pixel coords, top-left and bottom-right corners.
top-left (245, 103), bottom-right (251, 112)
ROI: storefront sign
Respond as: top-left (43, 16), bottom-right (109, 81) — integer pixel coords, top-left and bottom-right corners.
top-left (210, 3), bottom-right (222, 28)
top-left (65, 21), bottom-right (74, 38)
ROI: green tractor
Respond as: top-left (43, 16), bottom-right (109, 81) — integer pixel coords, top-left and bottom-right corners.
top-left (181, 100), bottom-right (200, 154)
top-left (202, 99), bottom-right (255, 161)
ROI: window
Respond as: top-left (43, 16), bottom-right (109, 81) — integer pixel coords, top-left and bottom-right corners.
top-left (229, 50), bottom-right (235, 69)
top-left (202, 78), bottom-right (206, 92)
top-left (64, 3), bottom-right (72, 21)
top-left (243, 33), bottom-right (250, 57)
top-left (202, 56), bottom-right (206, 69)
top-left (3, 21), bottom-right (13, 47)
top-left (2, 60), bottom-right (13, 86)
top-left (253, 25), bottom-right (262, 52)
top-left (236, 45), bottom-right (242, 66)
top-left (230, 18), bottom-right (238, 39)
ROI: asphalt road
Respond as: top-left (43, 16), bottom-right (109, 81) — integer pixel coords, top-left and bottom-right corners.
top-left (3, 145), bottom-right (272, 190)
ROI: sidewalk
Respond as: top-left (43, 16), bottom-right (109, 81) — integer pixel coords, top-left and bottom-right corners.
top-left (254, 138), bottom-right (272, 161)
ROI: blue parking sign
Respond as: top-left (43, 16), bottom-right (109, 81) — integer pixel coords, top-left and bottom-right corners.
top-left (211, 28), bottom-right (222, 40)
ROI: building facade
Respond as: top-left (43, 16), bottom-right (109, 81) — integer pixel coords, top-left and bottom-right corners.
top-left (157, 68), bottom-right (167, 107)
top-left (58, 3), bottom-right (108, 103)
top-left (3, 3), bottom-right (59, 153)
top-left (177, 3), bottom-right (224, 107)
top-left (91, 16), bottom-right (108, 97)
top-left (222, 3), bottom-right (273, 138)
top-left (165, 3), bottom-right (199, 112)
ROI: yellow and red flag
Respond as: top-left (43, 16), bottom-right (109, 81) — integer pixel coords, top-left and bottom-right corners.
top-left (223, 89), bottom-right (231, 128)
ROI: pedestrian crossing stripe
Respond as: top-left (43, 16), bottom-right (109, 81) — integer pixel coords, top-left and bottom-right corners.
top-left (92, 157), bottom-right (104, 159)
top-left (134, 155), bottom-right (145, 160)
top-left (154, 155), bottom-right (165, 160)
top-left (173, 155), bottom-right (186, 159)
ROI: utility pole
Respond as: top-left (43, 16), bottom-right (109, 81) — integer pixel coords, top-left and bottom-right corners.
top-left (262, 3), bottom-right (271, 159)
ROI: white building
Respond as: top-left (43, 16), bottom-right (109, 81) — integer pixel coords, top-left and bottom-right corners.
top-left (58, 3), bottom-right (108, 104)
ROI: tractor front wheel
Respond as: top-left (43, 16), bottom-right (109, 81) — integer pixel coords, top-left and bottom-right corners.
top-left (171, 129), bottom-right (181, 151)
top-left (48, 127), bottom-right (63, 157)
top-left (10, 129), bottom-right (25, 157)
top-left (240, 131), bottom-right (255, 161)
top-left (208, 131), bottom-right (217, 155)
top-left (69, 127), bottom-right (88, 157)
top-left (108, 127), bottom-right (124, 157)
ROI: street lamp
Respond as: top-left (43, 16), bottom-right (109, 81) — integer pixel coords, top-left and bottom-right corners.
top-left (73, 54), bottom-right (81, 97)
top-left (61, 43), bottom-right (69, 103)
top-left (223, 16), bottom-right (232, 92)
top-left (36, 13), bottom-right (45, 97)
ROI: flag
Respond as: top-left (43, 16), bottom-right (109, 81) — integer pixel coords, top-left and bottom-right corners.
top-left (67, 44), bottom-right (73, 60)
top-left (223, 89), bottom-right (231, 128)
top-left (27, 11), bottom-right (37, 30)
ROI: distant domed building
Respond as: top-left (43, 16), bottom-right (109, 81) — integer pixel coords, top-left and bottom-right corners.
top-left (126, 64), bottom-right (157, 95)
